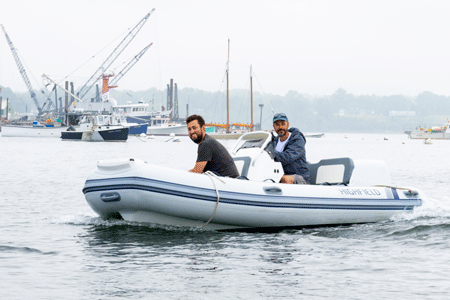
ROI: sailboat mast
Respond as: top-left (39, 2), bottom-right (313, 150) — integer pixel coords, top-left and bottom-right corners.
top-left (226, 39), bottom-right (230, 133)
top-left (250, 65), bottom-right (253, 131)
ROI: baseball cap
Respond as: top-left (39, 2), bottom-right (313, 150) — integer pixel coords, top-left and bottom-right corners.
top-left (273, 113), bottom-right (288, 123)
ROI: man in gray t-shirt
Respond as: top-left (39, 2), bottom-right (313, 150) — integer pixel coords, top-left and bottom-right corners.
top-left (186, 115), bottom-right (239, 178)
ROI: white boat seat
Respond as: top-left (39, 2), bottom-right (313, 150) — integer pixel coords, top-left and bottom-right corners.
top-left (307, 157), bottom-right (355, 185)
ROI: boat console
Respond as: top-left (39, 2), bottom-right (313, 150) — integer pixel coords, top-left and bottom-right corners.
top-left (231, 131), bottom-right (392, 186)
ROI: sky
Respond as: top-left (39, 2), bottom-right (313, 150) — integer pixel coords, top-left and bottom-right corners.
top-left (1, 0), bottom-right (450, 98)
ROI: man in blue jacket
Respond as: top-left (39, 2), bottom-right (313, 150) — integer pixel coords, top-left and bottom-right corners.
top-left (271, 113), bottom-right (310, 184)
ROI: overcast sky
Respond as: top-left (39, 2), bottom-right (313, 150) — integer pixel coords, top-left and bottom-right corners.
top-left (1, 0), bottom-right (450, 97)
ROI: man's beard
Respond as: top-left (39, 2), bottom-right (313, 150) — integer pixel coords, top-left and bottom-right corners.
top-left (277, 129), bottom-right (286, 137)
top-left (190, 133), bottom-right (203, 144)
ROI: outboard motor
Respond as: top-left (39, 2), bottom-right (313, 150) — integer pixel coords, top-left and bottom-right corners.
top-left (231, 131), bottom-right (284, 182)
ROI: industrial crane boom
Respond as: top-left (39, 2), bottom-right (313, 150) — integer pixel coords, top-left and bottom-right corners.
top-left (109, 43), bottom-right (152, 87)
top-left (77, 8), bottom-right (155, 101)
top-left (1, 24), bottom-right (43, 115)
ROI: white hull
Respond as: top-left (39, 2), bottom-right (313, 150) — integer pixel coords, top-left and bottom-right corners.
top-left (146, 124), bottom-right (188, 136)
top-left (305, 133), bottom-right (325, 138)
top-left (405, 120), bottom-right (450, 140)
top-left (83, 159), bottom-right (423, 230)
top-left (1, 125), bottom-right (65, 137)
top-left (409, 131), bottom-right (450, 140)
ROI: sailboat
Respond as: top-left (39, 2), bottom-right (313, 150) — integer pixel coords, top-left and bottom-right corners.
top-left (207, 39), bottom-right (253, 139)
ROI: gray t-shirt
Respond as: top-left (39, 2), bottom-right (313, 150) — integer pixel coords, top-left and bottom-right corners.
top-left (197, 134), bottom-right (239, 178)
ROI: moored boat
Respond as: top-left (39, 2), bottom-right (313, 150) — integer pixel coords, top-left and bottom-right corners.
top-left (2, 122), bottom-right (65, 137)
top-left (146, 114), bottom-right (187, 136)
top-left (83, 131), bottom-right (424, 230)
top-left (61, 114), bottom-right (128, 141)
top-left (404, 119), bottom-right (450, 140)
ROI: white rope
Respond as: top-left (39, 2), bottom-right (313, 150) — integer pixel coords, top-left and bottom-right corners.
top-left (202, 171), bottom-right (226, 229)
top-left (374, 185), bottom-right (416, 194)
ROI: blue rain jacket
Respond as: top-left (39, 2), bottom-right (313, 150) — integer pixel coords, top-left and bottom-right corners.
top-left (271, 127), bottom-right (311, 183)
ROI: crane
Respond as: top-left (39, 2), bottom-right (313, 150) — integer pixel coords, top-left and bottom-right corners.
top-left (76, 8), bottom-right (155, 101)
top-left (109, 43), bottom-right (152, 87)
top-left (42, 74), bottom-right (83, 102)
top-left (1, 24), bottom-right (43, 115)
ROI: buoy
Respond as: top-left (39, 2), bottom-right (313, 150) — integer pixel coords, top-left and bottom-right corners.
top-left (424, 138), bottom-right (433, 145)
top-left (140, 133), bottom-right (146, 138)
top-left (384, 137), bottom-right (388, 140)
top-left (148, 135), bottom-right (156, 139)
top-left (169, 133), bottom-right (175, 137)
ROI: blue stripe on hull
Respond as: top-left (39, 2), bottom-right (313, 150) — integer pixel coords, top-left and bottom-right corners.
top-left (83, 177), bottom-right (422, 211)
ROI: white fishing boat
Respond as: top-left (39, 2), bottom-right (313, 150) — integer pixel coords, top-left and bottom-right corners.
top-left (404, 119), bottom-right (450, 140)
top-left (61, 114), bottom-right (128, 141)
top-left (83, 131), bottom-right (424, 230)
top-left (1, 120), bottom-right (65, 137)
top-left (146, 114), bottom-right (187, 136)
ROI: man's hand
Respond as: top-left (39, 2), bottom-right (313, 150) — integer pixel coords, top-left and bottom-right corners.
top-left (189, 161), bottom-right (208, 173)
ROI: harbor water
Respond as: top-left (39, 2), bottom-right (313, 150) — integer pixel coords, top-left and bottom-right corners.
top-left (1, 133), bottom-right (449, 299)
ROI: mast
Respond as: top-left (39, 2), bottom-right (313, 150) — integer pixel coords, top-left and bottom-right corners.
top-left (226, 39), bottom-right (230, 133)
top-left (250, 65), bottom-right (253, 131)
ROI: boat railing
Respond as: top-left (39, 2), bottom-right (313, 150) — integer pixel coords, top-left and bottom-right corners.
top-left (403, 123), bottom-right (449, 132)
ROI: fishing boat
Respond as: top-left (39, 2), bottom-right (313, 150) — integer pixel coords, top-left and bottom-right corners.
top-left (110, 113), bottom-right (148, 135)
top-left (61, 114), bottom-right (128, 141)
top-left (1, 119), bottom-right (65, 137)
top-left (112, 99), bottom-right (171, 124)
top-left (146, 114), bottom-right (187, 136)
top-left (404, 119), bottom-right (450, 140)
top-left (83, 131), bottom-right (424, 230)
top-left (111, 100), bottom-right (186, 136)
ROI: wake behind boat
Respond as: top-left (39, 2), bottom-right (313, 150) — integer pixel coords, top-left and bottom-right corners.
top-left (83, 131), bottom-right (424, 230)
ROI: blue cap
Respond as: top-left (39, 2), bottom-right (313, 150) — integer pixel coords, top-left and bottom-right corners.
top-left (273, 113), bottom-right (288, 123)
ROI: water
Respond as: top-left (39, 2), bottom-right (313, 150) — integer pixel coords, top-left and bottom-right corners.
top-left (1, 133), bottom-right (449, 299)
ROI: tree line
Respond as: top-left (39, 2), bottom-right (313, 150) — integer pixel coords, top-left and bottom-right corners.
top-left (2, 85), bottom-right (449, 133)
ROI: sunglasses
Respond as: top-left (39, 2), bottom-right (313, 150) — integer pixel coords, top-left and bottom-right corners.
top-left (274, 113), bottom-right (287, 119)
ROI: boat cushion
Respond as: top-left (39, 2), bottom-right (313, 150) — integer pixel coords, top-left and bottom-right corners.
top-left (307, 157), bottom-right (354, 185)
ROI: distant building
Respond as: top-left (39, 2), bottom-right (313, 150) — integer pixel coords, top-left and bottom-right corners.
top-left (0, 99), bottom-right (14, 120)
top-left (389, 110), bottom-right (416, 117)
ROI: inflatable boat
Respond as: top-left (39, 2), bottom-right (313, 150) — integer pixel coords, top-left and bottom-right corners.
top-left (83, 131), bottom-right (424, 230)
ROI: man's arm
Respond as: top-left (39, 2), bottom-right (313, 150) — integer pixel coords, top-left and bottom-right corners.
top-left (274, 135), bottom-right (305, 163)
top-left (189, 161), bottom-right (208, 173)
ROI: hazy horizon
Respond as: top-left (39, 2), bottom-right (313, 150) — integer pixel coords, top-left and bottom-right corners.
top-left (2, 0), bottom-right (450, 98)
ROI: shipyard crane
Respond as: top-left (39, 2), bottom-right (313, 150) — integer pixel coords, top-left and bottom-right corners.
top-left (42, 74), bottom-right (83, 102)
top-left (1, 24), bottom-right (43, 115)
top-left (109, 43), bottom-right (152, 87)
top-left (76, 8), bottom-right (155, 101)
